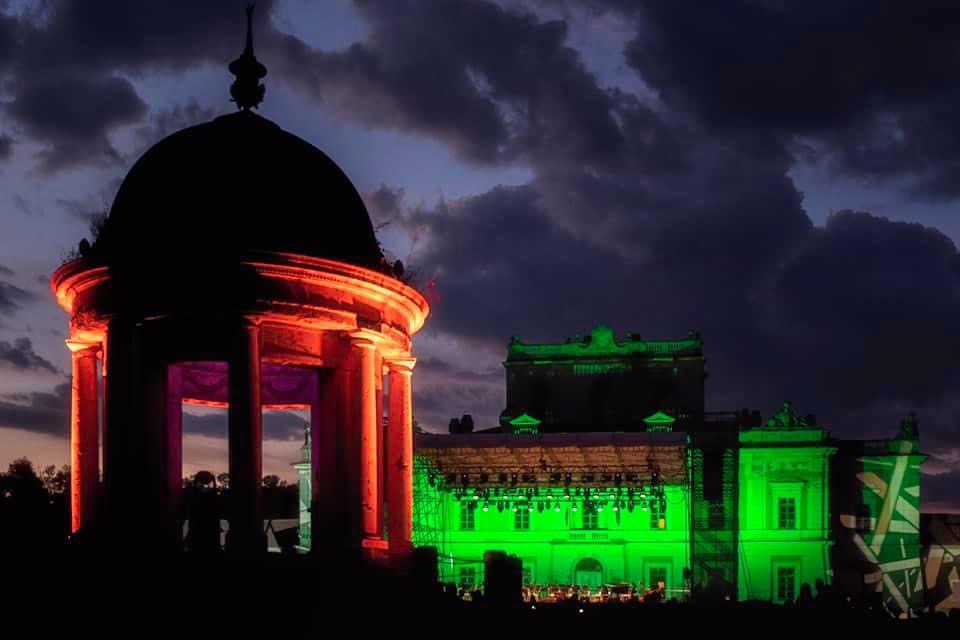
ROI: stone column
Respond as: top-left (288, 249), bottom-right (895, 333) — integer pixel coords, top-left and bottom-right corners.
top-left (385, 356), bottom-right (416, 553)
top-left (67, 340), bottom-right (101, 534)
top-left (350, 332), bottom-right (380, 541)
top-left (227, 319), bottom-right (264, 553)
top-left (166, 364), bottom-right (183, 534)
top-left (310, 367), bottom-right (339, 552)
top-left (102, 319), bottom-right (138, 542)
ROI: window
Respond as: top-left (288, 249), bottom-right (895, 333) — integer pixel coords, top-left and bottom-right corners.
top-left (777, 566), bottom-right (796, 602)
top-left (583, 509), bottom-right (599, 530)
top-left (855, 503), bottom-right (871, 532)
top-left (514, 508), bottom-right (530, 530)
top-left (650, 499), bottom-right (666, 529)
top-left (777, 497), bottom-right (797, 530)
top-left (649, 566), bottom-right (668, 590)
top-left (459, 504), bottom-right (475, 530)
top-left (459, 566), bottom-right (477, 588)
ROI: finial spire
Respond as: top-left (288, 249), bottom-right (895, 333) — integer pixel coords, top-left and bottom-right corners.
top-left (228, 4), bottom-right (268, 110)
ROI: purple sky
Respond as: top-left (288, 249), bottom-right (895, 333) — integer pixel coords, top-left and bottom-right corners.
top-left (0, 1), bottom-right (958, 510)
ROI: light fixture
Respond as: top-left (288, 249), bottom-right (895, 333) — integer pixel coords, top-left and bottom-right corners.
top-left (482, 502), bottom-right (490, 513)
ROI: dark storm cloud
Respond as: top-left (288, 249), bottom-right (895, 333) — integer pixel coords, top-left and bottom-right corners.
top-left (182, 409), bottom-right (306, 442)
top-left (618, 0), bottom-right (960, 199)
top-left (0, 382), bottom-right (69, 436)
top-left (0, 0), bottom-right (276, 173)
top-left (0, 278), bottom-right (35, 317)
top-left (0, 133), bottom-right (13, 161)
top-left (273, 0), bottom-right (624, 166)
top-left (7, 73), bottom-right (148, 172)
top-left (0, 338), bottom-right (60, 374)
top-left (399, 185), bottom-right (960, 441)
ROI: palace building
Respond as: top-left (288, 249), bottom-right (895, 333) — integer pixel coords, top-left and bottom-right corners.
top-left (292, 324), bottom-right (937, 615)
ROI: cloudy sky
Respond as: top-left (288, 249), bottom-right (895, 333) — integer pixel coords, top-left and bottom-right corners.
top-left (0, 0), bottom-right (958, 510)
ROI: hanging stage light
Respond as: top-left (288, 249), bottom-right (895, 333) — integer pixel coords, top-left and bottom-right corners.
top-left (612, 502), bottom-right (619, 512)
top-left (497, 502), bottom-right (504, 513)
top-left (528, 503), bottom-right (534, 512)
top-left (554, 503), bottom-right (561, 513)
top-left (537, 502), bottom-right (544, 513)
top-left (482, 502), bottom-right (490, 513)
top-left (512, 503), bottom-right (519, 513)
top-left (627, 501), bottom-right (635, 513)
top-left (641, 502), bottom-right (648, 511)
top-left (596, 502), bottom-right (604, 513)
top-left (572, 503), bottom-right (579, 512)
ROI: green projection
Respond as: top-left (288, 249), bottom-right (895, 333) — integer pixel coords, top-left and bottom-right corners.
top-left (507, 324), bottom-right (702, 360)
top-left (412, 467), bottom-right (692, 594)
top-left (836, 432), bottom-right (925, 616)
top-left (737, 423), bottom-right (834, 602)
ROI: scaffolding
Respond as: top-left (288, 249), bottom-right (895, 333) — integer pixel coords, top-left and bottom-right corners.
top-left (412, 455), bottom-right (446, 551)
top-left (689, 428), bottom-right (739, 597)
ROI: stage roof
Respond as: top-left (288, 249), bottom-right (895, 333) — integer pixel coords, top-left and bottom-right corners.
top-left (415, 432), bottom-right (688, 484)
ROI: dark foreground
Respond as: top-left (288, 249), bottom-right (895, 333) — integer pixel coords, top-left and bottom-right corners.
top-left (4, 551), bottom-right (959, 638)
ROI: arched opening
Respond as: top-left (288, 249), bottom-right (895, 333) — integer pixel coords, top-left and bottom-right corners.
top-left (574, 557), bottom-right (604, 588)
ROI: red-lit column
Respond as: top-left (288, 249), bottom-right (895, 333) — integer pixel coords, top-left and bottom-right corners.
top-left (385, 356), bottom-right (416, 554)
top-left (351, 333), bottom-right (380, 541)
top-left (227, 319), bottom-right (264, 553)
top-left (67, 339), bottom-right (100, 534)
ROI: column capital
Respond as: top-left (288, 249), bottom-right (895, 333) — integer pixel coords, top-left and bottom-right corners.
top-left (349, 328), bottom-right (381, 349)
top-left (66, 339), bottom-right (101, 355)
top-left (384, 356), bottom-right (416, 374)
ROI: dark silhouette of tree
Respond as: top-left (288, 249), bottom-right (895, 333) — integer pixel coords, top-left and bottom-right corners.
top-left (40, 464), bottom-right (70, 495)
top-left (262, 474), bottom-right (281, 489)
top-left (217, 472), bottom-right (230, 490)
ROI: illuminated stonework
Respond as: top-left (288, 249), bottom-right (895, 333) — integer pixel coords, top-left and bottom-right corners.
top-left (53, 251), bottom-right (428, 557)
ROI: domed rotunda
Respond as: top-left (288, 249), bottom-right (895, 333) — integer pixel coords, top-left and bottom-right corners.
top-left (51, 8), bottom-right (428, 557)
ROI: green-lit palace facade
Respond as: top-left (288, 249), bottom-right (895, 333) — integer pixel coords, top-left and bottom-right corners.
top-left (298, 325), bottom-right (928, 614)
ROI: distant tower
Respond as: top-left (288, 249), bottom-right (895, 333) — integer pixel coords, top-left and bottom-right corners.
top-left (293, 423), bottom-right (311, 550)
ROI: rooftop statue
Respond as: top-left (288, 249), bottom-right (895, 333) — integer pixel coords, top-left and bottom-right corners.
top-left (765, 400), bottom-right (810, 429)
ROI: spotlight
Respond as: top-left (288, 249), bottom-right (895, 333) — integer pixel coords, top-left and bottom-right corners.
top-left (497, 502), bottom-right (504, 513)
top-left (572, 503), bottom-right (579, 512)
top-left (482, 502), bottom-right (490, 513)
top-left (528, 504), bottom-right (534, 512)
top-left (612, 502), bottom-right (619, 512)
top-left (642, 502), bottom-right (648, 512)
top-left (597, 502), bottom-right (604, 513)
top-left (512, 503), bottom-right (519, 513)
top-left (554, 504), bottom-right (561, 512)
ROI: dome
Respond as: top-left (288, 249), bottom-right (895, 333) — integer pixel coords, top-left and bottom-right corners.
top-left (93, 110), bottom-right (384, 270)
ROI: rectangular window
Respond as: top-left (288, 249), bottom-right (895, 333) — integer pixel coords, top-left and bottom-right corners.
top-left (777, 497), bottom-right (797, 530)
top-left (458, 566), bottom-right (477, 588)
top-left (583, 509), bottom-right (599, 530)
top-left (777, 566), bottom-right (796, 602)
top-left (459, 504), bottom-right (475, 530)
top-left (649, 566), bottom-right (668, 590)
top-left (514, 507), bottom-right (530, 530)
top-left (650, 499), bottom-right (666, 529)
